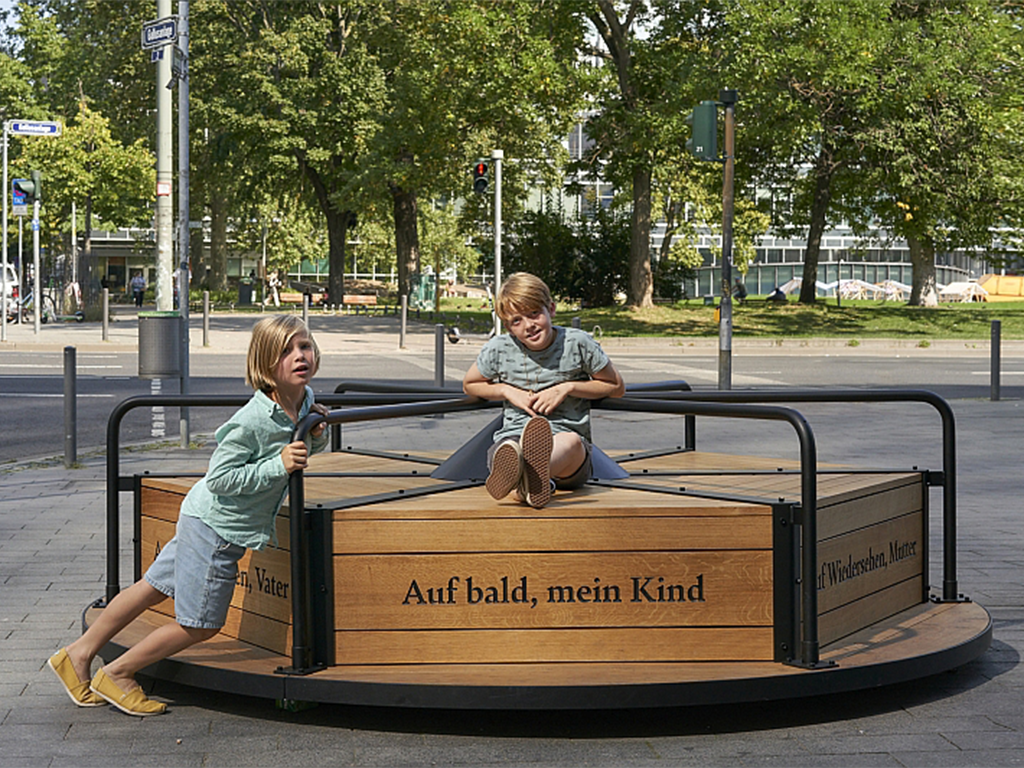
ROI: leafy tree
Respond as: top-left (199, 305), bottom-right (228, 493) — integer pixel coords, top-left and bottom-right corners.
top-left (572, 0), bottom-right (725, 309)
top-left (16, 104), bottom-right (154, 309)
top-left (726, 0), bottom-right (888, 304)
top-left (360, 0), bottom-right (589, 297)
top-left (13, 1), bottom-right (154, 147)
top-left (845, 0), bottom-right (1024, 305)
top-left (419, 204), bottom-right (479, 284)
top-left (505, 202), bottom-right (629, 306)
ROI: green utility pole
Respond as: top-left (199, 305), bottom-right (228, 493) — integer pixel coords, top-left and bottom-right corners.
top-left (718, 89), bottom-right (737, 391)
top-left (686, 90), bottom-right (738, 390)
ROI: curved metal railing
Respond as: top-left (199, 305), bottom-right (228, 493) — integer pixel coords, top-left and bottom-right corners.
top-left (103, 383), bottom-right (958, 678)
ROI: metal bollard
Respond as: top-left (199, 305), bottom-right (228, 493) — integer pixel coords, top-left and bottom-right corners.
top-left (303, 294), bottom-right (309, 326)
top-left (203, 291), bottom-right (210, 347)
top-left (400, 295), bottom-right (408, 349)
top-left (434, 323), bottom-right (445, 388)
top-left (991, 319), bottom-right (1001, 402)
top-left (572, 316), bottom-right (581, 329)
top-left (102, 288), bottom-right (109, 342)
top-left (64, 346), bottom-right (77, 468)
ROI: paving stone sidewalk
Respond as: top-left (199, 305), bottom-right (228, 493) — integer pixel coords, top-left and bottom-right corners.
top-left (1, 314), bottom-right (1022, 766)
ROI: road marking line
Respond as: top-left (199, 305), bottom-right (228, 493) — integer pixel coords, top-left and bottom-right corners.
top-left (0, 364), bottom-right (124, 369)
top-left (1, 393), bottom-right (114, 398)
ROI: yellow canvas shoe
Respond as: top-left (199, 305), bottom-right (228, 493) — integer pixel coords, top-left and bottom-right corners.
top-left (47, 648), bottom-right (105, 707)
top-left (89, 668), bottom-right (167, 716)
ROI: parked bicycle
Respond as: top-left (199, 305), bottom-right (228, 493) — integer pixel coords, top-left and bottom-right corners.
top-left (8, 288), bottom-right (57, 324)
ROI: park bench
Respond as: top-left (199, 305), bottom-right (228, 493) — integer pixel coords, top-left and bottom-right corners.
top-left (278, 291), bottom-right (326, 306)
top-left (342, 294), bottom-right (377, 307)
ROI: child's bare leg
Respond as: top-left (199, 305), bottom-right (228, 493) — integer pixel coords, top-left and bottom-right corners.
top-left (65, 579), bottom-right (167, 684)
top-left (100, 622), bottom-right (219, 693)
top-left (550, 432), bottom-right (586, 480)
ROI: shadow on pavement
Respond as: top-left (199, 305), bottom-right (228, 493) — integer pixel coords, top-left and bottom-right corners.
top-left (146, 639), bottom-right (1015, 738)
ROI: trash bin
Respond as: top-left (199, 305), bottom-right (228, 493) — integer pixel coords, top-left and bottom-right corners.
top-left (409, 272), bottom-right (437, 311)
top-left (238, 281), bottom-right (253, 306)
top-left (138, 311), bottom-right (182, 379)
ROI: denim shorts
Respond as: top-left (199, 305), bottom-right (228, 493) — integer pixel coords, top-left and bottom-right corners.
top-left (144, 513), bottom-right (245, 630)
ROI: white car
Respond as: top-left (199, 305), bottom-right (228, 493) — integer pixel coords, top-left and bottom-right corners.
top-left (2, 264), bottom-right (19, 314)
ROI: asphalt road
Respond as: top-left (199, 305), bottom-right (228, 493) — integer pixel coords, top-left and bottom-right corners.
top-left (1, 345), bottom-right (1021, 465)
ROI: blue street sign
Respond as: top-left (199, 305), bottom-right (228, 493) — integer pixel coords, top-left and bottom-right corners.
top-left (8, 121), bottom-right (62, 137)
top-left (142, 16), bottom-right (178, 50)
top-left (12, 179), bottom-right (27, 215)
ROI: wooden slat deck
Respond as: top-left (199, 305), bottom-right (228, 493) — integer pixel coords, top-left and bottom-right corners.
top-left (107, 446), bottom-right (990, 707)
top-left (87, 599), bottom-right (990, 689)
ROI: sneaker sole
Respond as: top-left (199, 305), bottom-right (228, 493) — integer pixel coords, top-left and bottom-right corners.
top-left (521, 417), bottom-right (552, 508)
top-left (486, 442), bottom-right (521, 499)
top-left (47, 654), bottom-right (105, 708)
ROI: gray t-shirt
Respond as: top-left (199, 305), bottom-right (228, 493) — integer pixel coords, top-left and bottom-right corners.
top-left (475, 326), bottom-right (610, 444)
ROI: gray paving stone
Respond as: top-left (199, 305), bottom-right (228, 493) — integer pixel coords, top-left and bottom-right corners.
top-left (1, 344), bottom-right (1022, 767)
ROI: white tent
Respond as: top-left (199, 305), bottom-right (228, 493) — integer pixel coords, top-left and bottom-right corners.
top-left (837, 279), bottom-right (884, 300)
top-left (939, 281), bottom-right (989, 303)
top-left (778, 277), bottom-right (831, 295)
top-left (878, 279), bottom-right (912, 301)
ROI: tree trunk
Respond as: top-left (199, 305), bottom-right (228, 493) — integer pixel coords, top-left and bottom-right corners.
top-left (907, 235), bottom-right (938, 306)
top-left (392, 185), bottom-right (420, 300)
top-left (628, 165), bottom-right (653, 308)
top-left (799, 148), bottom-right (834, 304)
top-left (209, 192), bottom-right (229, 292)
top-left (190, 227), bottom-right (205, 289)
top-left (658, 198), bottom-right (682, 264)
top-left (325, 206), bottom-right (349, 305)
top-left (79, 196), bottom-right (98, 318)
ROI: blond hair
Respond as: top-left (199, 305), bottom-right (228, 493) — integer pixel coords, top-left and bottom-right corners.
top-left (495, 272), bottom-right (553, 324)
top-left (245, 315), bottom-right (320, 393)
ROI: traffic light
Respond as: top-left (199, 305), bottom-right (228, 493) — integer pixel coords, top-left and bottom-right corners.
top-left (13, 170), bottom-right (42, 203)
top-left (472, 160), bottom-right (489, 194)
top-left (686, 101), bottom-right (718, 161)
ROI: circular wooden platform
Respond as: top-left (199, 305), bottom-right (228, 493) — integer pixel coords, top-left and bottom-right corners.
top-left (89, 598), bottom-right (990, 709)
top-left (91, 446), bottom-right (992, 710)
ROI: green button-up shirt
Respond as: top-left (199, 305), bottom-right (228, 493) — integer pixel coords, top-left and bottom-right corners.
top-left (180, 387), bottom-right (328, 550)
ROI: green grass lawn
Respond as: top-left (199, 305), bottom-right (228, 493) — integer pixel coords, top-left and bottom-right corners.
top-left (437, 297), bottom-right (1024, 340)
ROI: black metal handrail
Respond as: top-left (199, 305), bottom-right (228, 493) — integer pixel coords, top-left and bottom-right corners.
top-left (103, 385), bottom-right (955, 677)
top-left (595, 397), bottom-right (821, 667)
top-left (103, 392), bottom-right (481, 603)
top-left (328, 379), bottom-right (697, 452)
top-left (623, 388), bottom-right (959, 603)
top-left (286, 396), bottom-right (490, 673)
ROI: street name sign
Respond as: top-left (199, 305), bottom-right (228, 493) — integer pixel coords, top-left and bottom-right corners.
top-left (142, 16), bottom-right (178, 50)
top-left (8, 121), bottom-right (62, 137)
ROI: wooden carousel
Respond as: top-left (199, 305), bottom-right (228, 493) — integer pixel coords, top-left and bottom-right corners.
top-left (88, 384), bottom-right (991, 710)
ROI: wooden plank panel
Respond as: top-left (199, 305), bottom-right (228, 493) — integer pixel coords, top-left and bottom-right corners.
top-left (136, 604), bottom-right (291, 656)
top-left (141, 477), bottom-right (200, 495)
top-left (818, 481), bottom-right (923, 541)
top-left (816, 511), bottom-right (924, 615)
top-left (305, 474), bottom-right (448, 504)
top-left (334, 484), bottom-right (767, 520)
top-left (335, 551), bottom-right (773, 630)
top-left (614, 452), bottom-right (802, 472)
top-left (819, 577), bottom-right (925, 647)
top-left (140, 486), bottom-right (189, 524)
top-left (636, 472), bottom-right (918, 509)
top-left (226, 604), bottom-right (291, 655)
top-left (334, 516), bottom-right (773, 554)
top-left (90, 600), bottom-right (989, 685)
top-left (309, 452), bottom-right (443, 472)
top-left (334, 626), bottom-right (774, 664)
